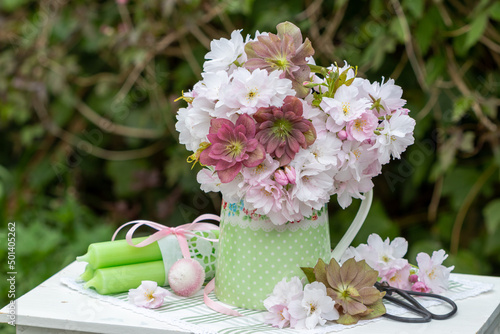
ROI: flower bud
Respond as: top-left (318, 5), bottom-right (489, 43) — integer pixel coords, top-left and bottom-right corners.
top-left (411, 281), bottom-right (430, 293)
top-left (409, 274), bottom-right (419, 283)
top-left (284, 166), bottom-right (296, 185)
top-left (338, 130), bottom-right (348, 140)
top-left (274, 169), bottom-right (289, 186)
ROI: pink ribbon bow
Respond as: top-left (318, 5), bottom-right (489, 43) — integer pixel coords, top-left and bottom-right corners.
top-left (111, 214), bottom-right (220, 259)
top-left (111, 214), bottom-right (242, 317)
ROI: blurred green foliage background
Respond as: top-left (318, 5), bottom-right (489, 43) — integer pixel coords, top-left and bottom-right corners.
top-left (1, 0), bottom-right (500, 330)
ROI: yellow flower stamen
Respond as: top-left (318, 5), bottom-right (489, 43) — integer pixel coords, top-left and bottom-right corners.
top-left (174, 90), bottom-right (194, 103)
top-left (342, 102), bottom-right (351, 116)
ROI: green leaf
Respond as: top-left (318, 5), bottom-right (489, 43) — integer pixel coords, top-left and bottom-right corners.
top-left (314, 258), bottom-right (328, 286)
top-left (484, 199), bottom-right (500, 234)
top-left (414, 8), bottom-right (438, 54)
top-left (464, 13), bottom-right (488, 49)
top-left (441, 167), bottom-right (481, 210)
top-left (0, 0), bottom-right (30, 11)
top-left (452, 96), bottom-right (474, 121)
top-left (389, 19), bottom-right (405, 43)
top-left (369, 0), bottom-right (385, 18)
top-left (300, 267), bottom-right (316, 284)
top-left (337, 313), bottom-right (360, 325)
top-left (490, 2), bottom-right (500, 21)
top-left (459, 132), bottom-right (475, 153)
top-left (360, 298), bottom-right (386, 320)
top-left (402, 0), bottom-right (424, 18)
top-left (424, 55), bottom-right (446, 86)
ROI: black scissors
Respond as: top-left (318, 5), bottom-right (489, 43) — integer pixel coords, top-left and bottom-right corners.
top-left (375, 282), bottom-right (458, 323)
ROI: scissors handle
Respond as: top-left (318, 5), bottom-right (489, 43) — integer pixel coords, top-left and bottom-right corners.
top-left (382, 293), bottom-right (432, 323)
top-left (375, 282), bottom-right (458, 323)
top-left (404, 289), bottom-right (458, 320)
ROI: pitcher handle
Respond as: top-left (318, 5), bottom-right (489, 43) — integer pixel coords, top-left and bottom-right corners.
top-left (331, 189), bottom-right (373, 261)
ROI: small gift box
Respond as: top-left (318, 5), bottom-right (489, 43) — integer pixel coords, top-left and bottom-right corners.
top-left (77, 215), bottom-right (219, 295)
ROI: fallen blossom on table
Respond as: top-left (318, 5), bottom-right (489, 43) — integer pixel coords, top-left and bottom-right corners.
top-left (128, 281), bottom-right (169, 309)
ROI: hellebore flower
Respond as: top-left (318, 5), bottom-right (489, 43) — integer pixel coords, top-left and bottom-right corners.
top-left (200, 114), bottom-right (265, 183)
top-left (311, 258), bottom-right (386, 325)
top-left (254, 96), bottom-right (316, 166)
top-left (244, 21), bottom-right (314, 98)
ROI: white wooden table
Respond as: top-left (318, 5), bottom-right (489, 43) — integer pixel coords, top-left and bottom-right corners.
top-left (1, 261), bottom-right (499, 334)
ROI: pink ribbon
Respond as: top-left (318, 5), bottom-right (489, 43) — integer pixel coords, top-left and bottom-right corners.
top-left (204, 279), bottom-right (242, 317)
top-left (111, 214), bottom-right (220, 259)
top-left (111, 214), bottom-right (242, 317)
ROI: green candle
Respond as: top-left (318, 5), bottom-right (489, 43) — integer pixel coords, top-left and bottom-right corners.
top-left (84, 261), bottom-right (166, 295)
top-left (80, 264), bottom-right (95, 282)
top-left (77, 230), bottom-right (220, 269)
top-left (77, 236), bottom-right (159, 269)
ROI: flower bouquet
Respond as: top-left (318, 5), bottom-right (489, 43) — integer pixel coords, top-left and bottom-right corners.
top-left (176, 21), bottom-right (416, 226)
top-left (175, 21), bottom-right (417, 315)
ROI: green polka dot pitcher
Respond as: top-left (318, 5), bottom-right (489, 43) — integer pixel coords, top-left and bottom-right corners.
top-left (214, 190), bottom-right (373, 310)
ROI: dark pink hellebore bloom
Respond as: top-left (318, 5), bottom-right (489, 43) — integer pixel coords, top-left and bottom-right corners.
top-left (254, 96), bottom-right (316, 166)
top-left (200, 114), bottom-right (265, 183)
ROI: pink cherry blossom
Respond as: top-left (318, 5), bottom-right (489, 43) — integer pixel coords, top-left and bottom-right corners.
top-left (244, 179), bottom-right (284, 222)
top-left (265, 304), bottom-right (292, 329)
top-left (263, 277), bottom-right (303, 310)
top-left (321, 85), bottom-right (371, 132)
top-left (360, 77), bottom-right (406, 116)
top-left (382, 261), bottom-right (412, 290)
top-left (287, 282), bottom-right (338, 329)
top-left (128, 281), bottom-right (169, 309)
top-left (371, 109), bottom-right (416, 164)
top-left (203, 30), bottom-right (245, 73)
top-left (416, 250), bottom-right (454, 293)
top-left (341, 233), bottom-right (408, 277)
top-left (217, 67), bottom-right (294, 115)
top-left (346, 112), bottom-right (379, 142)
